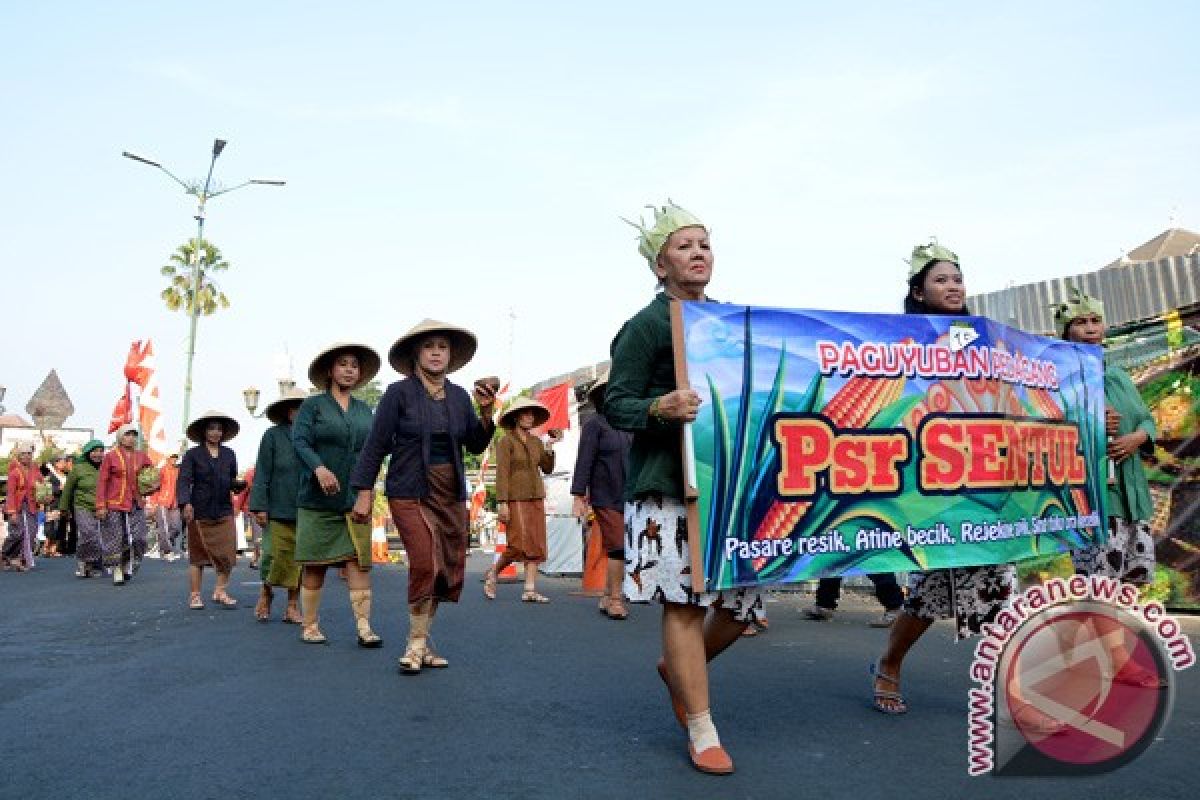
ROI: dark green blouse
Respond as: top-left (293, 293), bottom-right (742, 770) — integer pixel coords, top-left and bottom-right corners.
top-left (248, 423), bottom-right (301, 522)
top-left (606, 293), bottom-right (687, 500)
top-left (1105, 365), bottom-right (1156, 521)
top-left (292, 392), bottom-right (374, 512)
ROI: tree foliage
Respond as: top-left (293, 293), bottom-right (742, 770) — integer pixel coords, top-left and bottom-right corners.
top-left (352, 379), bottom-right (384, 410)
top-left (160, 238), bottom-right (231, 316)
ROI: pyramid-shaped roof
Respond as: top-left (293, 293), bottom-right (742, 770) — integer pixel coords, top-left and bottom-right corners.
top-left (25, 370), bottom-right (75, 428)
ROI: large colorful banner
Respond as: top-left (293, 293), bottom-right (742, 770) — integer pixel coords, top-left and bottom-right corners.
top-left (679, 303), bottom-right (1109, 591)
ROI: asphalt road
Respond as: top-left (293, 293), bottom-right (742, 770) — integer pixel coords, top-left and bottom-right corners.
top-left (1, 554), bottom-right (1196, 800)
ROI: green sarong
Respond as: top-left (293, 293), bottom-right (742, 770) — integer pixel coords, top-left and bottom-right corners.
top-left (294, 509), bottom-right (372, 569)
top-left (259, 522), bottom-right (273, 583)
top-left (265, 520), bottom-right (301, 588)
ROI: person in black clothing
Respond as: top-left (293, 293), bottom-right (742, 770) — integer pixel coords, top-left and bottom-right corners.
top-left (571, 378), bottom-right (632, 620)
top-left (803, 573), bottom-right (903, 627)
top-left (178, 410), bottom-right (245, 610)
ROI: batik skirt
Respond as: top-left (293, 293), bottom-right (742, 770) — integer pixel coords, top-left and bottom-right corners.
top-left (624, 494), bottom-right (763, 623)
top-left (100, 509), bottom-right (147, 568)
top-left (904, 565), bottom-right (1017, 640)
top-left (1071, 517), bottom-right (1155, 586)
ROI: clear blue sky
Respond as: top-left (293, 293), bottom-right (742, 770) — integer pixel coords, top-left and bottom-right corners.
top-left (3, 1), bottom-right (1198, 461)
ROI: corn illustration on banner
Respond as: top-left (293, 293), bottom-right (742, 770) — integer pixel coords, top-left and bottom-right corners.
top-left (678, 302), bottom-right (1109, 591)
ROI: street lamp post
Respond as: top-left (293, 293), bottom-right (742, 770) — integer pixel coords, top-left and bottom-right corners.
top-left (242, 378), bottom-right (300, 418)
top-left (122, 140), bottom-right (285, 445)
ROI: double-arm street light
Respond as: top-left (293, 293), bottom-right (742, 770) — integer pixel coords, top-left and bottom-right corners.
top-left (122, 139), bottom-right (285, 444)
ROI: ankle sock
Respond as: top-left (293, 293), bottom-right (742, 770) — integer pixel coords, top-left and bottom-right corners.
top-left (686, 710), bottom-right (721, 752)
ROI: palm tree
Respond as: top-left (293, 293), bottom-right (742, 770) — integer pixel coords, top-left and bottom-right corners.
top-left (160, 238), bottom-right (231, 315)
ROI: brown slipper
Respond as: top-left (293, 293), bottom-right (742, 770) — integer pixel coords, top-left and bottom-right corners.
top-left (688, 743), bottom-right (735, 775)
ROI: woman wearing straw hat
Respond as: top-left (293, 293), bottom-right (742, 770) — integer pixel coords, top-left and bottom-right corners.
top-left (483, 396), bottom-right (561, 603)
top-left (59, 439), bottom-right (107, 578)
top-left (249, 388), bottom-right (308, 624)
top-left (3, 442), bottom-right (41, 571)
top-left (95, 424), bottom-right (158, 586)
top-left (350, 319), bottom-right (497, 673)
top-left (178, 411), bottom-right (243, 609)
top-left (293, 343), bottom-right (381, 646)
top-left (606, 202), bottom-right (765, 776)
top-left (570, 377), bottom-right (632, 619)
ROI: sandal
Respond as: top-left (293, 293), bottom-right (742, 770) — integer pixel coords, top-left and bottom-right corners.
top-left (398, 639), bottom-right (427, 675)
top-left (212, 593), bottom-right (238, 609)
top-left (357, 630), bottom-right (384, 648)
top-left (301, 625), bottom-right (328, 644)
top-left (483, 568), bottom-right (497, 600)
top-left (520, 591), bottom-right (550, 604)
top-left (283, 608), bottom-right (303, 625)
top-left (255, 590), bottom-right (272, 622)
top-left (422, 639), bottom-right (449, 668)
top-left (606, 598), bottom-right (628, 620)
top-left (189, 592), bottom-right (205, 610)
top-left (870, 660), bottom-right (908, 715)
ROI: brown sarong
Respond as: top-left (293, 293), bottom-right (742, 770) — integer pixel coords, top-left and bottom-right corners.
top-left (188, 516), bottom-right (237, 573)
top-left (504, 498), bottom-right (547, 564)
top-left (388, 464), bottom-right (469, 604)
top-left (594, 507), bottom-right (624, 555)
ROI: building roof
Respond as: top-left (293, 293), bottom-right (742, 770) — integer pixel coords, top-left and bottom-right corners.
top-left (0, 414), bottom-right (32, 428)
top-left (1108, 228), bottom-right (1200, 268)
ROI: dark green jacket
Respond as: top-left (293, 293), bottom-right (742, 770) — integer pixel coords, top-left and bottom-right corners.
top-left (59, 461), bottom-right (100, 513)
top-left (292, 392), bottom-right (374, 512)
top-left (248, 423), bottom-right (301, 522)
top-left (606, 293), bottom-right (687, 500)
top-left (1105, 365), bottom-right (1156, 521)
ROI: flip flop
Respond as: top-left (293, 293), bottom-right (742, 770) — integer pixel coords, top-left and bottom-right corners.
top-left (870, 660), bottom-right (908, 715)
top-left (483, 569), bottom-right (497, 600)
top-left (189, 593), bottom-right (205, 610)
top-left (520, 591), bottom-right (550, 604)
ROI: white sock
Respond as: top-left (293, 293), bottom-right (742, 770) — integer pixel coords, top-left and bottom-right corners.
top-left (686, 710), bottom-right (721, 752)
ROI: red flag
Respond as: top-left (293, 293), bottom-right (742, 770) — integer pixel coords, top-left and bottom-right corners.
top-left (124, 340), bottom-right (152, 389)
top-left (108, 391), bottom-right (132, 434)
top-left (534, 381), bottom-right (571, 433)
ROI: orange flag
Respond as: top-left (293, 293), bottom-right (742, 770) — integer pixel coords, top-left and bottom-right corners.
top-left (108, 391), bottom-right (132, 434)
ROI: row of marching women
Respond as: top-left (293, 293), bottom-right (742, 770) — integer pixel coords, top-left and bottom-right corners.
top-left (240, 322), bottom-right (558, 675)
top-left (5, 425), bottom-right (161, 582)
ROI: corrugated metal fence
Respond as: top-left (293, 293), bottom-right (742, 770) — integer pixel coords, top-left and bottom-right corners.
top-left (970, 254), bottom-right (1200, 334)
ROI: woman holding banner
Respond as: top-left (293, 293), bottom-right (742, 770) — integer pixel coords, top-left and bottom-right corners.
top-left (1057, 288), bottom-right (1157, 585)
top-left (870, 242), bottom-right (1018, 715)
top-left (606, 202), bottom-right (763, 776)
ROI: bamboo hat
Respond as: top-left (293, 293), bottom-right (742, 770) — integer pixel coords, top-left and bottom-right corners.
top-left (308, 342), bottom-right (381, 390)
top-left (388, 319), bottom-right (478, 376)
top-left (186, 410), bottom-right (240, 444)
top-left (265, 387), bottom-right (310, 425)
top-left (587, 377), bottom-right (609, 411)
top-left (498, 397), bottom-right (550, 430)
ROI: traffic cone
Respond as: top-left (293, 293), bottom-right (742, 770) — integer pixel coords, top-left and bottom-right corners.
top-left (371, 528), bottom-right (390, 564)
top-left (494, 522), bottom-right (519, 581)
top-left (579, 517), bottom-right (607, 596)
